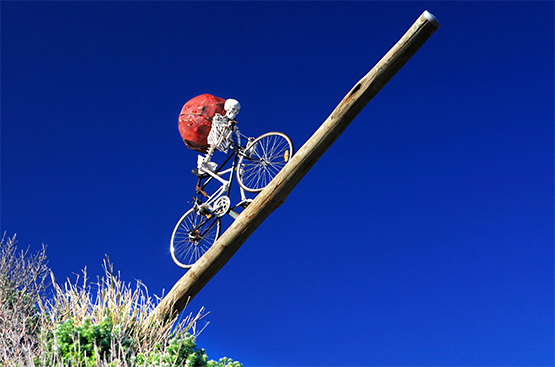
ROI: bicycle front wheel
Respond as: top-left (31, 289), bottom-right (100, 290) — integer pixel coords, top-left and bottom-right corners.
top-left (237, 132), bottom-right (294, 193)
top-left (170, 207), bottom-right (221, 269)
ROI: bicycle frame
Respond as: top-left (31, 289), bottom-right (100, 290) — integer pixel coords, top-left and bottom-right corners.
top-left (170, 125), bottom-right (294, 269)
top-left (193, 126), bottom-right (254, 219)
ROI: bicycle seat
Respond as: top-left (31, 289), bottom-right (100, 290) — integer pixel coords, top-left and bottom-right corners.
top-left (191, 168), bottom-right (209, 179)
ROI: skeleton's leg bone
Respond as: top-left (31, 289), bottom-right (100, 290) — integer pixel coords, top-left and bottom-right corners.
top-left (199, 146), bottom-right (217, 173)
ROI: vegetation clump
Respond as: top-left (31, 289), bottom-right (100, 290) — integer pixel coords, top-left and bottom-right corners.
top-left (0, 234), bottom-right (241, 367)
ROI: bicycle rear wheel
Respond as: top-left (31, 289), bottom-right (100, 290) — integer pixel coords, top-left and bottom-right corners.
top-left (170, 207), bottom-right (221, 269)
top-left (237, 132), bottom-right (294, 193)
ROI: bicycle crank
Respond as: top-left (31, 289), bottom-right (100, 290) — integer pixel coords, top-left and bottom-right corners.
top-left (213, 196), bottom-right (231, 217)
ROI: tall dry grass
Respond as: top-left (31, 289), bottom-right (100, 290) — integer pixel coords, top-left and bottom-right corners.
top-left (0, 233), bottom-right (50, 365)
top-left (38, 258), bottom-right (206, 358)
top-left (0, 235), bottom-right (238, 367)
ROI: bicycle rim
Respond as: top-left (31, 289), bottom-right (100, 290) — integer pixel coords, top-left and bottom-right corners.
top-left (170, 208), bottom-right (221, 269)
top-left (237, 132), bottom-right (294, 193)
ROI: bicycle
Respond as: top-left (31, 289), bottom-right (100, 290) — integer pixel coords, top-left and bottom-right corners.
top-left (170, 122), bottom-right (294, 269)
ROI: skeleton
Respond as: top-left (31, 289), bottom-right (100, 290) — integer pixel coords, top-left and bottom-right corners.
top-left (197, 99), bottom-right (241, 174)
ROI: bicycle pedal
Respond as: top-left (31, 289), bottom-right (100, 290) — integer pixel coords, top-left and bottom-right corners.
top-left (239, 200), bottom-right (252, 209)
top-left (198, 203), bottom-right (212, 215)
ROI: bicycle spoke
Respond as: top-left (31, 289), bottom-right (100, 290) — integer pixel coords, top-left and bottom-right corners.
top-left (170, 207), bottom-right (221, 269)
top-left (237, 132), bottom-right (293, 193)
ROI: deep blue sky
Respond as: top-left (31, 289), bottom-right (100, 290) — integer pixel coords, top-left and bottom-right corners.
top-left (2, 2), bottom-right (553, 366)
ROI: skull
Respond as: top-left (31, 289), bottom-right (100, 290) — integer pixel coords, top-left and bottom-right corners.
top-left (224, 99), bottom-right (241, 120)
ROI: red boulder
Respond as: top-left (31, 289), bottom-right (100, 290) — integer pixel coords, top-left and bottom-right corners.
top-left (178, 94), bottom-right (225, 153)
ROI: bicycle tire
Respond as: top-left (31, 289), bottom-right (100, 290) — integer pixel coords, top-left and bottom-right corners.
top-left (170, 207), bottom-right (221, 269)
top-left (237, 132), bottom-right (294, 193)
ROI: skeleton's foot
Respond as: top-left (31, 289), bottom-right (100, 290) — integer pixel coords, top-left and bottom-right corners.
top-left (198, 161), bottom-right (218, 174)
top-left (197, 155), bottom-right (218, 174)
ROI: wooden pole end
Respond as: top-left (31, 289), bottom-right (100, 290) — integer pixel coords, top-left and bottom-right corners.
top-left (422, 10), bottom-right (441, 28)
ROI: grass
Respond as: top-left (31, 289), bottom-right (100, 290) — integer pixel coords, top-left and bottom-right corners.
top-left (0, 234), bottom-right (241, 367)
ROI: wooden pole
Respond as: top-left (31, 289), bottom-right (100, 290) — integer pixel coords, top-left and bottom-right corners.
top-left (155, 10), bottom-right (440, 322)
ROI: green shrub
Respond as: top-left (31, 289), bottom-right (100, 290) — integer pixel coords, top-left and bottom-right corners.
top-left (43, 316), bottom-right (130, 366)
top-left (207, 357), bottom-right (243, 367)
top-left (132, 334), bottom-right (210, 367)
top-left (0, 235), bottom-right (242, 367)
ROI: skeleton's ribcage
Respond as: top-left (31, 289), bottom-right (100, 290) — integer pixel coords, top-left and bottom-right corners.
top-left (208, 117), bottom-right (230, 153)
